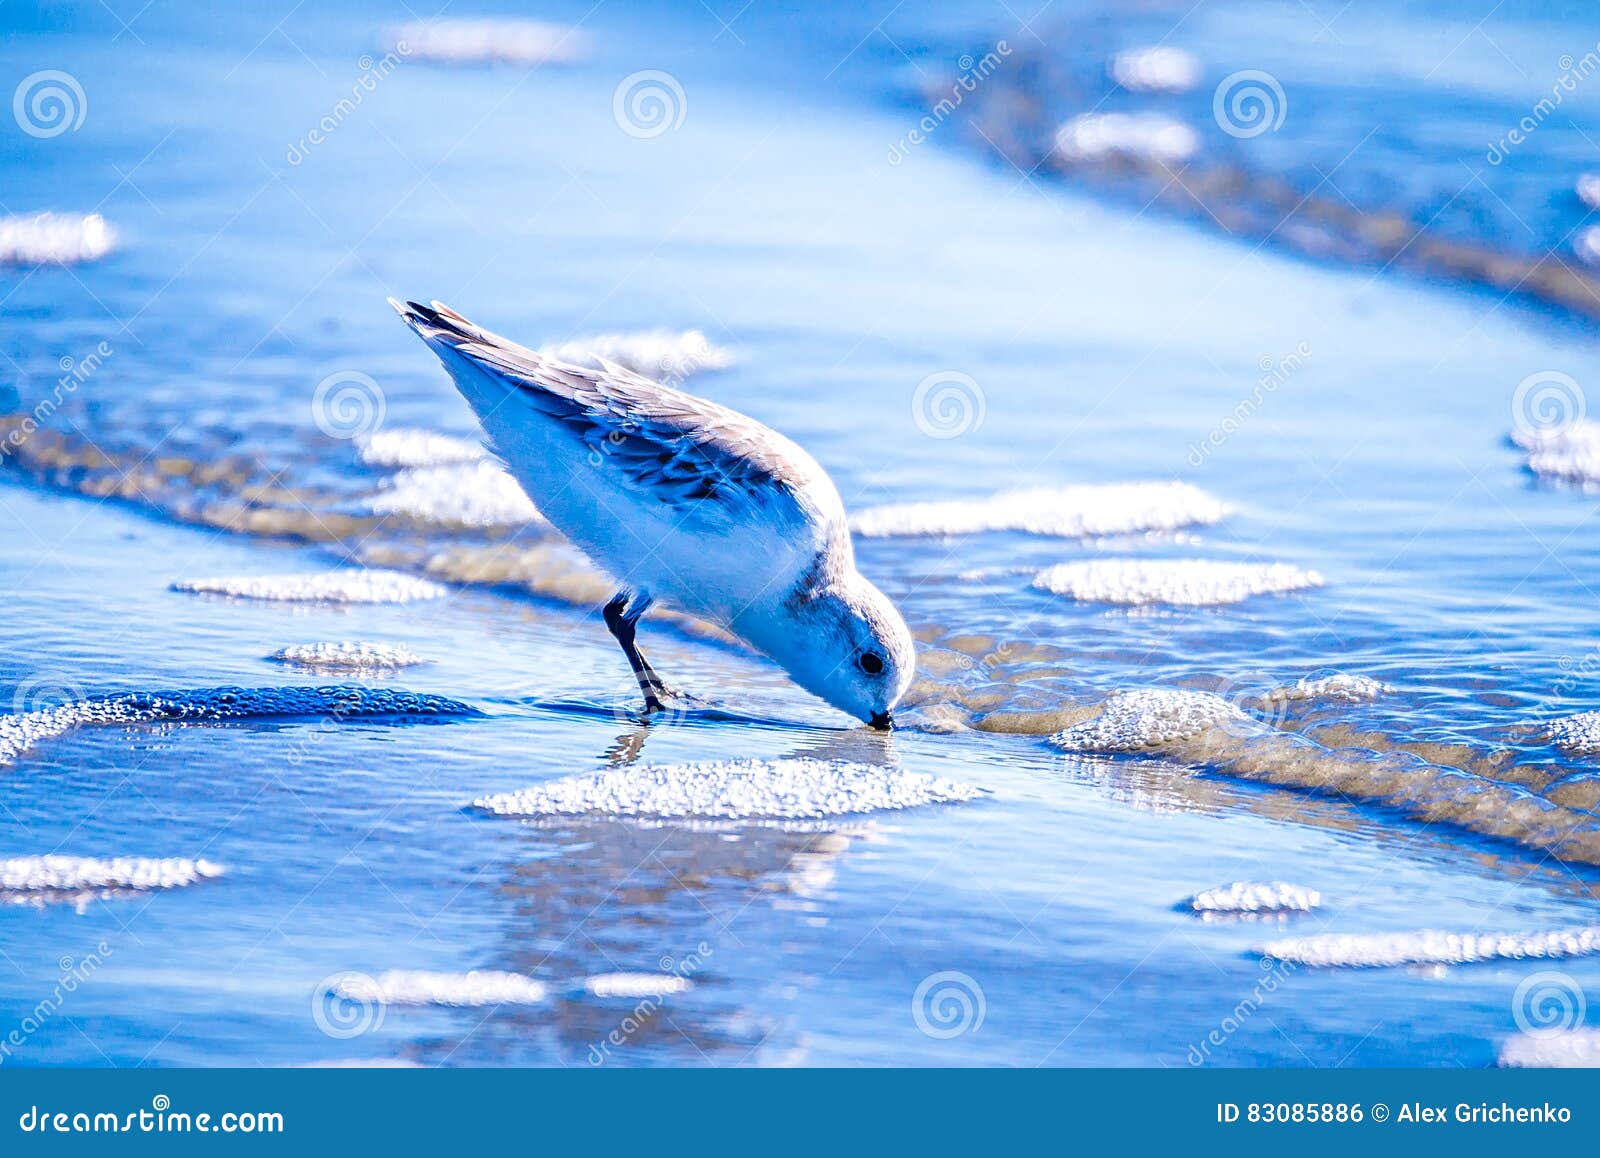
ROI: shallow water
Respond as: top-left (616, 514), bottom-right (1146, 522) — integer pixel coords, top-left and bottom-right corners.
top-left (4, 0), bottom-right (1600, 1066)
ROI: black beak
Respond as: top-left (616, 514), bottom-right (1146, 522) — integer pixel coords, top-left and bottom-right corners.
top-left (868, 711), bottom-right (893, 731)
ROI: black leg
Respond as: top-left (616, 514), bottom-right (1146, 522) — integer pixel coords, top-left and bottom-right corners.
top-left (602, 592), bottom-right (672, 713)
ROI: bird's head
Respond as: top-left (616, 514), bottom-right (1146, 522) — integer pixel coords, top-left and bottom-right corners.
top-left (746, 571), bottom-right (915, 728)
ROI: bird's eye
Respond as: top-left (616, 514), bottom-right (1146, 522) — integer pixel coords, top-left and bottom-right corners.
top-left (858, 651), bottom-right (885, 675)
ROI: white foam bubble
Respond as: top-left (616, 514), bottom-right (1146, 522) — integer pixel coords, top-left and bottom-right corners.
top-left (0, 212), bottom-right (116, 266)
top-left (581, 972), bottom-right (694, 998)
top-left (1055, 113), bottom-right (1199, 165)
top-left (540, 331), bottom-right (734, 380)
top-left (1262, 673), bottom-right (1389, 704)
top-left (473, 758), bottom-right (978, 822)
top-left (1257, 926), bottom-right (1600, 968)
top-left (1500, 1029), bottom-right (1600, 1068)
top-left (1189, 881), bottom-right (1321, 914)
top-left (173, 570), bottom-right (446, 604)
top-left (365, 462), bottom-right (543, 528)
top-left (1546, 710), bottom-right (1600, 755)
top-left (1050, 689), bottom-right (1250, 753)
top-left (356, 428), bottom-right (484, 469)
top-left (269, 642), bottom-right (427, 670)
top-left (1033, 559), bottom-right (1323, 606)
top-left (0, 855), bottom-right (223, 896)
top-left (851, 482), bottom-right (1227, 539)
top-left (337, 970), bottom-right (547, 1007)
top-left (1577, 226), bottom-right (1600, 268)
top-left (386, 20), bottom-right (588, 66)
top-left (0, 686), bottom-right (478, 767)
top-left (1109, 46), bottom-right (1202, 93)
top-left (1581, 174), bottom-right (1600, 211)
top-left (1512, 420), bottom-right (1600, 485)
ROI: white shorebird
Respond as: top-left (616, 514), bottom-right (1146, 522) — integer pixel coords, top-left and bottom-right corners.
top-left (389, 300), bottom-right (914, 728)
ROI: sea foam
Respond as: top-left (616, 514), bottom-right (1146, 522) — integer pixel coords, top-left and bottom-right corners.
top-left (0, 212), bottom-right (116, 265)
top-left (1051, 689), bottom-right (1250, 753)
top-left (335, 969), bottom-right (547, 1007)
top-left (1032, 559), bottom-right (1323, 606)
top-left (851, 482), bottom-right (1227, 539)
top-left (356, 428), bottom-right (484, 469)
top-left (541, 331), bottom-right (734, 379)
top-left (269, 642), bottom-right (427, 670)
top-left (473, 758), bottom-right (978, 822)
top-left (1188, 881), bottom-right (1321, 915)
top-left (1055, 113), bottom-right (1199, 164)
top-left (1257, 926), bottom-right (1600, 968)
top-left (386, 20), bottom-right (588, 66)
top-left (0, 686), bottom-right (480, 766)
top-left (365, 462), bottom-right (542, 529)
top-left (1510, 420), bottom-right (1600, 485)
top-left (1500, 1029), bottom-right (1600, 1068)
top-left (1109, 46), bottom-right (1202, 93)
top-left (0, 856), bottom-right (223, 906)
top-left (173, 570), bottom-right (446, 603)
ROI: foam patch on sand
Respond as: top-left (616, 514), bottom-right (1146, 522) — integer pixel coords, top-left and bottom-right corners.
top-left (0, 212), bottom-right (116, 265)
top-left (473, 758), bottom-right (977, 822)
top-left (541, 331), bottom-right (734, 380)
top-left (1055, 113), bottom-right (1199, 164)
top-left (1188, 881), bottom-right (1321, 915)
top-left (1501, 1029), bottom-right (1600, 1068)
top-left (0, 686), bottom-right (479, 766)
top-left (270, 642), bottom-right (427, 670)
top-left (1033, 559), bottom-right (1323, 606)
top-left (386, 20), bottom-right (587, 65)
top-left (365, 462), bottom-right (543, 529)
top-left (581, 973), bottom-right (694, 998)
top-left (334, 970), bottom-right (547, 1007)
top-left (1051, 689), bottom-right (1251, 753)
top-left (1261, 673), bottom-right (1389, 704)
top-left (173, 570), bottom-right (446, 603)
top-left (1109, 46), bottom-right (1202, 93)
top-left (1, 856), bottom-right (222, 906)
top-left (1257, 926), bottom-right (1600, 968)
top-left (356, 428), bottom-right (484, 469)
top-left (1511, 420), bottom-right (1600, 484)
top-left (851, 482), bottom-right (1227, 539)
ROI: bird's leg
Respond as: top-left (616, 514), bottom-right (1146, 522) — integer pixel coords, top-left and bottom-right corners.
top-left (602, 592), bottom-right (674, 713)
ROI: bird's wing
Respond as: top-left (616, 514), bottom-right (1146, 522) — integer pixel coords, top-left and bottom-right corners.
top-left (389, 299), bottom-right (838, 534)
